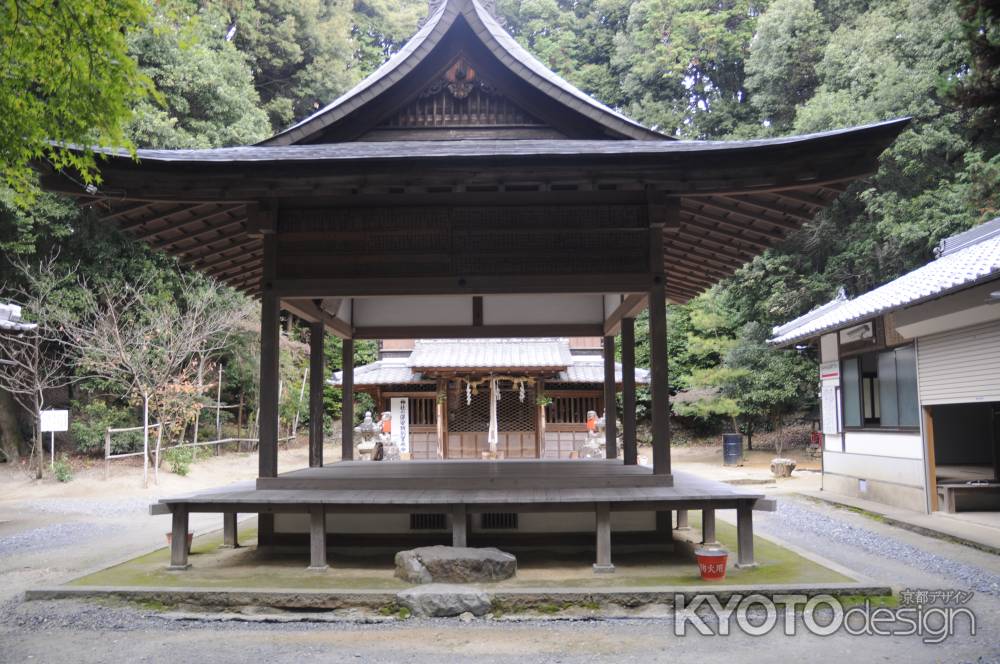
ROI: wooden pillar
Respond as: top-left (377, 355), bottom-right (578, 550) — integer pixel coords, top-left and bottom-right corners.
top-left (309, 321), bottom-right (325, 468)
top-left (168, 507), bottom-right (190, 570)
top-left (603, 335), bottom-right (618, 459)
top-left (436, 379), bottom-right (446, 459)
top-left (649, 286), bottom-right (670, 475)
top-left (923, 406), bottom-right (939, 512)
top-left (257, 233), bottom-right (279, 546)
top-left (701, 509), bottom-right (717, 545)
top-left (222, 512), bottom-right (239, 548)
top-left (593, 502), bottom-right (615, 573)
top-left (736, 503), bottom-right (756, 568)
top-left (621, 318), bottom-right (637, 465)
top-left (537, 381), bottom-right (546, 458)
top-left (675, 508), bottom-right (690, 530)
top-left (308, 506), bottom-right (328, 570)
top-left (341, 339), bottom-right (354, 461)
top-left (452, 503), bottom-right (468, 548)
top-left (258, 234), bottom-right (280, 479)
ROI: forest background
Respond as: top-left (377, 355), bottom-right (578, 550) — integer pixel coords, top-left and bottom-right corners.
top-left (1, 0), bottom-right (997, 467)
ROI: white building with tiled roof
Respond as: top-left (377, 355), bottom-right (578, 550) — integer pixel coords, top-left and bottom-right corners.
top-left (771, 219), bottom-right (1000, 515)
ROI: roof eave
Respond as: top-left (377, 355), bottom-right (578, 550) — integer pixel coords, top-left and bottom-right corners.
top-left (768, 270), bottom-right (1000, 347)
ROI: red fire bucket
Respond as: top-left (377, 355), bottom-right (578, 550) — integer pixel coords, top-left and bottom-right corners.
top-left (695, 548), bottom-right (728, 581)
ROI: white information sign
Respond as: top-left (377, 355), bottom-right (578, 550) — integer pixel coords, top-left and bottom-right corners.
top-left (821, 384), bottom-right (840, 434)
top-left (39, 409), bottom-right (69, 471)
top-left (390, 397), bottom-right (410, 454)
top-left (40, 409), bottom-right (69, 432)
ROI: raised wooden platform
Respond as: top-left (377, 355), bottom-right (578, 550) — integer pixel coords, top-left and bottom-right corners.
top-left (255, 459), bottom-right (675, 491)
top-left (152, 462), bottom-right (773, 572)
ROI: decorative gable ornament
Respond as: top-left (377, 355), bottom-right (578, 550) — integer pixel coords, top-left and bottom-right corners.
top-left (445, 58), bottom-right (477, 98)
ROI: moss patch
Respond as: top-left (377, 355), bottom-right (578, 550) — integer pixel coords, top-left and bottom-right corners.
top-left (69, 516), bottom-right (851, 591)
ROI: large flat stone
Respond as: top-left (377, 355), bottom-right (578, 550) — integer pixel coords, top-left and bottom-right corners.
top-left (396, 584), bottom-right (491, 617)
top-left (394, 546), bottom-right (517, 584)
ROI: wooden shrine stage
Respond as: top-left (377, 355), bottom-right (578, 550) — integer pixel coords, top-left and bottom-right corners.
top-left (152, 460), bottom-right (775, 573)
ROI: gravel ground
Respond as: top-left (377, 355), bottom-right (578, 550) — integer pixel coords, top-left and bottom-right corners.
top-left (756, 499), bottom-right (1000, 596)
top-left (29, 496), bottom-right (161, 517)
top-left (1, 491), bottom-right (999, 662)
top-left (0, 521), bottom-right (127, 558)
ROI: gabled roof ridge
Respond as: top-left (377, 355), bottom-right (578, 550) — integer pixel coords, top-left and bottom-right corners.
top-left (261, 0), bottom-right (665, 146)
top-left (770, 288), bottom-right (849, 338)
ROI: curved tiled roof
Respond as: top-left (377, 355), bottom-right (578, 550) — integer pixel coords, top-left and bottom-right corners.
top-left (769, 222), bottom-right (1000, 346)
top-left (329, 338), bottom-right (650, 386)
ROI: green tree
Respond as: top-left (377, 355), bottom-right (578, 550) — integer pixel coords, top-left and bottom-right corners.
top-left (613, 0), bottom-right (766, 137)
top-left (229, 0), bottom-right (358, 129)
top-left (745, 0), bottom-right (828, 132)
top-left (498, 0), bottom-right (633, 108)
top-left (1, 0), bottom-right (152, 202)
top-left (126, 4), bottom-right (271, 148)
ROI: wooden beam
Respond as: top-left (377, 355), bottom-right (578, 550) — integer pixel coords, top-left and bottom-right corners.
top-left (671, 229), bottom-right (760, 262)
top-left (273, 274), bottom-right (653, 298)
top-left (679, 211), bottom-right (775, 249)
top-left (664, 241), bottom-right (742, 272)
top-left (663, 252), bottom-right (732, 280)
top-left (603, 294), bottom-right (647, 336)
top-left (201, 252), bottom-right (263, 279)
top-left (176, 230), bottom-right (258, 263)
top-left (141, 208), bottom-right (246, 246)
top-left (225, 268), bottom-right (263, 291)
top-left (719, 194), bottom-right (815, 224)
top-left (282, 298), bottom-right (353, 339)
top-left (100, 201), bottom-right (160, 224)
top-left (772, 189), bottom-right (830, 210)
top-left (353, 323), bottom-right (604, 340)
top-left (130, 203), bottom-right (243, 238)
top-left (665, 271), bottom-right (716, 293)
top-left (695, 196), bottom-right (802, 231)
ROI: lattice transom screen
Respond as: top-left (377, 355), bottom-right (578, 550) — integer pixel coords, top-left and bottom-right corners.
top-left (546, 394), bottom-right (602, 424)
top-left (448, 380), bottom-right (536, 432)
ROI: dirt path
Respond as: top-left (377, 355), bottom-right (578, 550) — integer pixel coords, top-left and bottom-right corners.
top-left (0, 440), bottom-right (334, 602)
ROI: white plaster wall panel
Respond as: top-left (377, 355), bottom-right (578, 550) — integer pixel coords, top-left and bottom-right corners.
top-left (603, 294), bottom-right (623, 319)
top-left (894, 282), bottom-right (1000, 338)
top-left (482, 294), bottom-right (604, 325)
top-left (353, 295), bottom-right (472, 326)
top-left (823, 450), bottom-right (926, 487)
top-left (842, 431), bottom-right (924, 459)
top-left (820, 333), bottom-right (838, 363)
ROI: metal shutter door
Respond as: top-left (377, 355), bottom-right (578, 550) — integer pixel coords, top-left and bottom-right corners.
top-left (918, 320), bottom-right (1000, 405)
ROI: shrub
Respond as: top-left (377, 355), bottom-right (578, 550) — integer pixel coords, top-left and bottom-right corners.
top-left (70, 400), bottom-right (142, 455)
top-left (53, 455), bottom-right (72, 483)
top-left (163, 446), bottom-right (195, 476)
